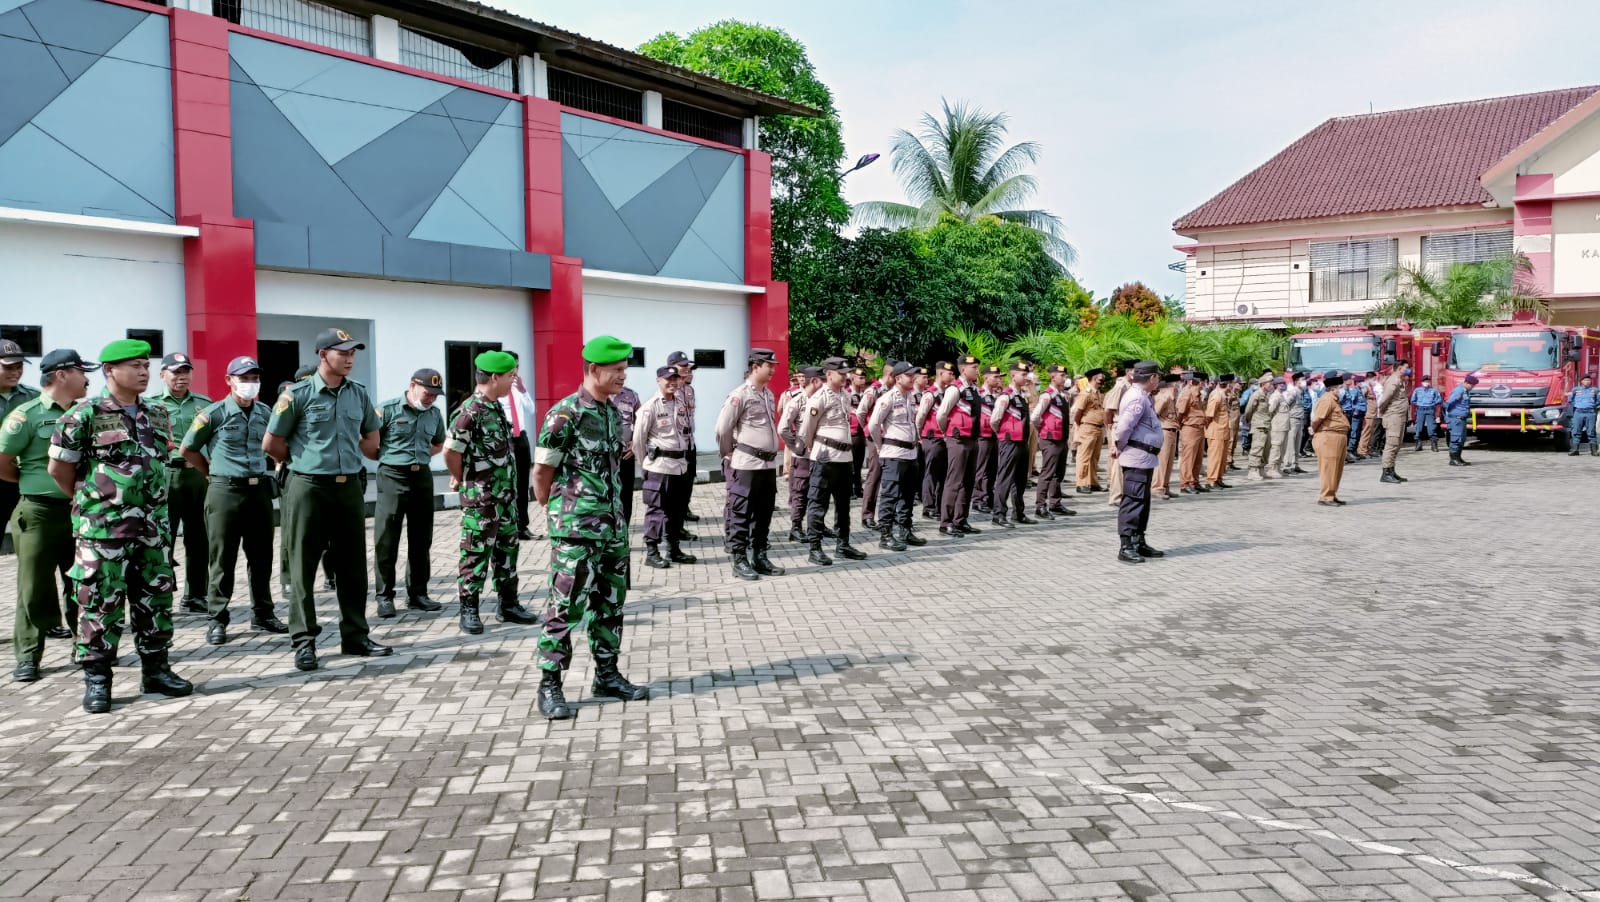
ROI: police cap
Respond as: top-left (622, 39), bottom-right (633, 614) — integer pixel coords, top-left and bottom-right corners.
top-left (666, 350), bottom-right (696, 369)
top-left (822, 356), bottom-right (851, 372)
top-left (748, 347), bottom-right (777, 365)
top-left (0, 339), bottom-right (26, 365)
top-left (891, 360), bottom-right (917, 377)
top-left (227, 356), bottom-right (261, 376)
top-left (39, 348), bottom-right (99, 373)
top-left (655, 365), bottom-right (681, 379)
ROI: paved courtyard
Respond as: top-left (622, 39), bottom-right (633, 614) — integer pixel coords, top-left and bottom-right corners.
top-left (0, 444), bottom-right (1597, 901)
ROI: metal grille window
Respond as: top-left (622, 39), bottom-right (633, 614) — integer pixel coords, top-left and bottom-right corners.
top-left (548, 68), bottom-right (643, 123)
top-left (662, 99), bottom-right (743, 147)
top-left (1422, 228), bottom-right (1514, 276)
top-left (399, 27), bottom-right (514, 92)
top-left (220, 0), bottom-right (370, 55)
top-left (1308, 238), bottom-right (1397, 302)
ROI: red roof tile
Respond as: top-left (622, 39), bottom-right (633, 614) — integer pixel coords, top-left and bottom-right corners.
top-left (1173, 86), bottom-right (1599, 232)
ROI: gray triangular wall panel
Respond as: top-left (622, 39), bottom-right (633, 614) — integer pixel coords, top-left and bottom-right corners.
top-left (618, 151), bottom-right (714, 271)
top-left (686, 145), bottom-right (736, 199)
top-left (561, 141), bottom-right (656, 275)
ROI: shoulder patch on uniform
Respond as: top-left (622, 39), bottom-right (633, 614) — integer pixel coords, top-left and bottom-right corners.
top-left (189, 412), bottom-right (208, 431)
top-left (374, 406), bottom-right (384, 419)
top-left (274, 394), bottom-right (292, 414)
top-left (2, 413), bottom-right (22, 434)
top-left (808, 406), bottom-right (819, 417)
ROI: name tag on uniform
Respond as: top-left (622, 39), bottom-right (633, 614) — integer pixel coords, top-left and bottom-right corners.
top-left (94, 429), bottom-right (129, 446)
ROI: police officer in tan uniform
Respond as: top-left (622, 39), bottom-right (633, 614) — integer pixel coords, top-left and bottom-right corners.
top-left (867, 360), bottom-right (928, 551)
top-left (779, 366), bottom-right (823, 542)
top-left (634, 366), bottom-right (695, 569)
top-left (715, 348), bottom-right (784, 581)
top-left (1101, 364), bottom-right (1133, 506)
top-left (798, 358), bottom-right (866, 565)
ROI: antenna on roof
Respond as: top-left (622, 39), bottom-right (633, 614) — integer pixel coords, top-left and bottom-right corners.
top-left (1369, 101), bottom-right (1373, 113)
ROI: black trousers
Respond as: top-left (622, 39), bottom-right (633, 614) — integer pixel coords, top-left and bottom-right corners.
top-left (642, 468), bottom-right (691, 548)
top-left (920, 436), bottom-right (946, 512)
top-left (0, 480), bottom-right (18, 553)
top-left (725, 468), bottom-right (777, 555)
top-left (805, 460), bottom-right (852, 547)
top-left (620, 457), bottom-right (636, 524)
top-left (973, 437), bottom-right (998, 508)
top-left (373, 465), bottom-right (434, 600)
top-left (788, 458), bottom-right (812, 529)
top-left (995, 439), bottom-right (1028, 518)
top-left (1117, 466), bottom-right (1153, 539)
top-left (204, 479), bottom-right (275, 624)
top-left (876, 457), bottom-right (917, 529)
top-left (851, 434), bottom-right (866, 495)
top-left (940, 438), bottom-right (978, 528)
top-left (511, 432), bottom-right (532, 531)
top-left (1036, 438), bottom-right (1068, 507)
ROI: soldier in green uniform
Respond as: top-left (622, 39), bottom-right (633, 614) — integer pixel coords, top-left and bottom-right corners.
top-left (373, 368), bottom-right (448, 618)
top-left (444, 351), bottom-right (538, 634)
top-left (180, 355), bottom-right (288, 645)
top-left (0, 348), bottom-right (95, 681)
top-left (48, 339), bottom-right (193, 713)
top-left (153, 352), bottom-right (212, 613)
top-left (264, 327), bottom-right (390, 673)
top-left (532, 336), bottom-right (651, 719)
top-left (0, 338), bottom-right (41, 555)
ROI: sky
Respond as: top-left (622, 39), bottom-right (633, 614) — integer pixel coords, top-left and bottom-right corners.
top-left (511, 0), bottom-right (1600, 300)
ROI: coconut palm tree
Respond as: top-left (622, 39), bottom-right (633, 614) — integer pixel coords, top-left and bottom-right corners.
top-left (1368, 255), bottom-right (1547, 328)
top-left (853, 99), bottom-right (1076, 266)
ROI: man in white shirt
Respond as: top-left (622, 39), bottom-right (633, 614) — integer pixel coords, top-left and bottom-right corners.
top-left (499, 358), bottom-right (539, 540)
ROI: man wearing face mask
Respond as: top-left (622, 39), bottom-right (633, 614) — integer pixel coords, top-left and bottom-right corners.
top-left (180, 356), bottom-right (287, 645)
top-left (0, 339), bottom-right (41, 549)
top-left (1377, 363), bottom-right (1412, 485)
top-left (372, 369), bottom-right (449, 619)
top-left (153, 353), bottom-right (212, 614)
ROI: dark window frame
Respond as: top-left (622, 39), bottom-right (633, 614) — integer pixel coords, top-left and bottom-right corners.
top-left (0, 325), bottom-right (43, 357)
top-left (126, 328), bottom-right (164, 360)
top-left (692, 349), bottom-right (726, 370)
top-left (444, 340), bottom-right (504, 417)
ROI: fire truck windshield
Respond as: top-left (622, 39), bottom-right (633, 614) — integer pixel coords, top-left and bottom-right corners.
top-left (1288, 336), bottom-right (1378, 373)
top-left (1448, 330), bottom-right (1559, 371)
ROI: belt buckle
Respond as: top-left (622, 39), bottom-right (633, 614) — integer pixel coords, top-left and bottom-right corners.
top-left (247, 477), bottom-right (259, 485)
top-left (409, 464), bottom-right (420, 471)
top-left (335, 475), bottom-right (347, 484)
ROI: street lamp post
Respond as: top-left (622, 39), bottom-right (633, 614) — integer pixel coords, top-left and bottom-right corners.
top-left (841, 153), bottom-right (880, 177)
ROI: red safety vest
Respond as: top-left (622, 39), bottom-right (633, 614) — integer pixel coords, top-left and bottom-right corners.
top-left (995, 390), bottom-right (1026, 441)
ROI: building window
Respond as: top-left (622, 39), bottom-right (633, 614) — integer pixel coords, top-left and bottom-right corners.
top-left (0, 325), bottom-right (42, 357)
top-left (399, 27), bottom-right (515, 92)
top-left (444, 340), bottom-right (503, 415)
top-left (693, 349), bottom-right (726, 370)
top-left (126, 329), bottom-right (164, 360)
top-left (627, 347), bottom-right (647, 368)
top-left (218, 0), bottom-right (370, 56)
top-left (1309, 238), bottom-right (1397, 302)
top-left (1422, 228), bottom-right (1514, 278)
top-left (548, 68), bottom-right (643, 123)
top-left (662, 99), bottom-right (743, 147)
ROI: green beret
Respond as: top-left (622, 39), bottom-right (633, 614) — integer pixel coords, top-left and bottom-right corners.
top-left (582, 335), bottom-right (632, 365)
top-left (100, 338), bottom-right (152, 364)
top-left (474, 350), bottom-right (517, 374)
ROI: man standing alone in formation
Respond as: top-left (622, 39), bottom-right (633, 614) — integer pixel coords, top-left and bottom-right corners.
top-left (1112, 361), bottom-right (1165, 563)
top-left (1310, 370), bottom-right (1350, 506)
top-left (1377, 362), bottom-right (1411, 484)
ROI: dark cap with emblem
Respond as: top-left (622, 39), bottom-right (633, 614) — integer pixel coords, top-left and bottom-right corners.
top-left (957, 355), bottom-right (980, 366)
top-left (1160, 373), bottom-right (1181, 383)
top-left (1131, 360), bottom-right (1160, 378)
top-left (891, 360), bottom-right (917, 377)
top-left (936, 361), bottom-right (955, 374)
top-left (823, 356), bottom-right (851, 372)
top-left (916, 365), bottom-right (930, 376)
top-left (1047, 364), bottom-right (1068, 375)
top-left (160, 352), bottom-right (193, 371)
top-left (800, 365), bottom-right (823, 379)
top-left (293, 364), bottom-right (317, 380)
top-left (748, 347), bottom-right (776, 365)
top-left (1323, 369), bottom-right (1344, 386)
top-left (227, 355), bottom-right (261, 375)
top-left (1218, 374), bottom-right (1236, 384)
top-left (1084, 367), bottom-right (1105, 379)
top-left (315, 327), bottom-right (365, 352)
top-left (411, 367), bottom-right (444, 393)
top-left (0, 339), bottom-right (27, 365)
top-left (655, 365), bottom-right (681, 379)
top-left (666, 350), bottom-right (696, 369)
top-left (40, 348), bottom-right (99, 373)
top-left (1464, 373), bottom-right (1480, 385)
top-left (982, 364), bottom-right (1003, 376)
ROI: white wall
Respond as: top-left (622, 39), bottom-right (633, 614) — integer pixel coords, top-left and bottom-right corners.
top-left (0, 222), bottom-right (185, 382)
top-left (580, 275), bottom-right (750, 448)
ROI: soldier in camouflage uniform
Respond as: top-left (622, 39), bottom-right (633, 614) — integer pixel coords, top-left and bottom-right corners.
top-left (532, 335), bottom-right (650, 720)
top-left (445, 350), bottom-right (538, 635)
top-left (47, 339), bottom-right (193, 714)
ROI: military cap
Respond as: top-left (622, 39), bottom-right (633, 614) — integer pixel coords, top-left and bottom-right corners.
top-left (0, 339), bottom-right (29, 365)
top-left (315, 327), bottom-right (364, 352)
top-left (655, 365), bottom-right (681, 379)
top-left (800, 365), bottom-right (824, 379)
top-left (411, 367), bottom-right (445, 392)
top-left (1047, 364), bottom-right (1068, 375)
top-left (748, 347), bottom-right (776, 364)
top-left (822, 356), bottom-right (851, 372)
top-left (891, 360), bottom-right (917, 377)
top-left (99, 338), bottom-right (151, 364)
top-left (1323, 370), bottom-right (1344, 386)
top-left (1258, 374), bottom-right (1273, 385)
top-left (1132, 360), bottom-right (1161, 378)
top-left (852, 366), bottom-right (870, 377)
top-left (916, 366), bottom-right (930, 376)
top-left (293, 364), bottom-right (318, 380)
top-left (1464, 373), bottom-right (1480, 385)
top-left (39, 348), bottom-right (98, 373)
top-left (161, 352), bottom-right (193, 371)
top-left (582, 335), bottom-right (632, 365)
top-left (982, 365), bottom-right (1003, 376)
top-left (1010, 360), bottom-right (1032, 372)
top-left (227, 355), bottom-right (261, 375)
top-left (1084, 367), bottom-right (1105, 379)
top-left (957, 355), bottom-right (980, 366)
top-left (666, 350), bottom-right (696, 369)
top-left (475, 350), bottom-right (517, 373)
top-left (1160, 373), bottom-right (1181, 384)
top-left (936, 361), bottom-right (956, 374)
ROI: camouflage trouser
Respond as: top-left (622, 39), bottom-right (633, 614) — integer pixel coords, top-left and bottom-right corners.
top-left (458, 480), bottom-right (519, 599)
top-left (71, 539), bottom-right (175, 665)
top-left (538, 536), bottom-right (627, 672)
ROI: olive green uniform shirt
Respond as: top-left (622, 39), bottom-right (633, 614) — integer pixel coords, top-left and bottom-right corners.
top-left (377, 396), bottom-right (445, 468)
top-left (0, 394), bottom-right (73, 497)
top-left (266, 373), bottom-right (382, 475)
top-left (153, 388), bottom-right (212, 460)
top-left (0, 384), bottom-right (40, 421)
top-left (181, 396), bottom-right (273, 478)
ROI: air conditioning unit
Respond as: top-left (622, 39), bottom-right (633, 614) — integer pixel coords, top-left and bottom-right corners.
top-left (1235, 303), bottom-right (1255, 316)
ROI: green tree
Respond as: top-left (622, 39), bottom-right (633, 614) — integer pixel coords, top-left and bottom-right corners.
top-left (1108, 281), bottom-right (1166, 324)
top-left (922, 215), bottom-right (1069, 338)
top-left (1052, 275), bottom-right (1099, 328)
top-left (1368, 255), bottom-right (1547, 328)
top-left (794, 228), bottom-right (955, 362)
top-left (853, 99), bottom-right (1075, 265)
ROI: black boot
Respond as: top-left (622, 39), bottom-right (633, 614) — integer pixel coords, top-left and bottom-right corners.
top-left (732, 554), bottom-right (760, 581)
top-left (836, 542), bottom-right (867, 560)
top-left (808, 543), bottom-right (833, 566)
top-left (788, 527), bottom-right (805, 543)
top-left (644, 544), bottom-right (670, 569)
top-left (1135, 533), bottom-right (1164, 558)
top-left (1050, 503), bottom-right (1075, 516)
top-left (1117, 537), bottom-right (1144, 564)
top-left (901, 526), bottom-right (927, 547)
top-left (992, 514), bottom-right (1015, 530)
top-left (863, 515), bottom-right (878, 530)
top-left (82, 662), bottom-right (112, 714)
top-left (817, 525), bottom-right (838, 540)
top-left (140, 651), bottom-right (194, 698)
top-left (880, 526), bottom-right (906, 552)
top-left (496, 581), bottom-right (538, 625)
top-left (538, 670), bottom-right (573, 719)
top-left (459, 596), bottom-right (484, 635)
top-left (1414, 440), bottom-right (1424, 452)
top-left (752, 549), bottom-right (785, 576)
top-left (1393, 469), bottom-right (1407, 482)
top-left (1592, 447), bottom-right (1599, 457)
top-left (1448, 454), bottom-right (1463, 466)
top-left (1571, 449), bottom-right (1581, 456)
top-left (1380, 468), bottom-right (1402, 484)
top-left (1013, 510), bottom-right (1036, 525)
top-left (592, 659), bottom-right (650, 701)
top-left (1035, 506), bottom-right (1055, 520)
top-left (667, 546), bottom-right (697, 564)
top-left (1432, 439), bottom-right (1440, 452)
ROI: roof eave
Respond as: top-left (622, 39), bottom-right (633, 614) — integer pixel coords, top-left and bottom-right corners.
top-left (1480, 87), bottom-right (1600, 194)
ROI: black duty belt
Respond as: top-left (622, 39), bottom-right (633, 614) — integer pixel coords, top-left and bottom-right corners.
top-left (166, 459), bottom-right (191, 469)
top-left (647, 448), bottom-right (687, 460)
top-left (291, 472), bottom-right (365, 485)
top-left (1126, 438), bottom-right (1163, 456)
top-left (881, 437), bottom-right (917, 450)
top-left (214, 476), bottom-right (270, 487)
top-left (735, 442), bottom-right (777, 462)
top-left (381, 463), bottom-right (430, 473)
top-left (815, 436), bottom-right (852, 452)
top-left (21, 494), bottom-right (69, 508)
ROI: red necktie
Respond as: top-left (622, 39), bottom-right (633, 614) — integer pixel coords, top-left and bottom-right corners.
top-left (509, 395), bottom-right (522, 437)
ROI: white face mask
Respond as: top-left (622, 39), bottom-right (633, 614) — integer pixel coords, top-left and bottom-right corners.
top-left (234, 382), bottom-right (261, 401)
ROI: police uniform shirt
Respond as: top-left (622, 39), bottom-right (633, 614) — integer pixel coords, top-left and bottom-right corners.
top-left (798, 386), bottom-right (852, 464)
top-left (779, 391), bottom-right (811, 459)
top-left (869, 388), bottom-right (921, 461)
top-left (182, 396), bottom-right (273, 478)
top-left (377, 396), bottom-right (446, 468)
top-left (266, 372), bottom-right (382, 475)
top-left (632, 393), bottom-right (689, 476)
top-left (0, 394), bottom-right (73, 497)
top-left (715, 381), bottom-right (780, 471)
top-left (1102, 377), bottom-right (1129, 428)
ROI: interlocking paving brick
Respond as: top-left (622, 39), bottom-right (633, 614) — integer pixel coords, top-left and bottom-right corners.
top-left (1, 447), bottom-right (1598, 900)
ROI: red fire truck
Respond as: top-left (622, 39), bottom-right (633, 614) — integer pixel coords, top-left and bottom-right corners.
top-left (1434, 313), bottom-right (1600, 433)
top-left (1286, 326), bottom-right (1449, 381)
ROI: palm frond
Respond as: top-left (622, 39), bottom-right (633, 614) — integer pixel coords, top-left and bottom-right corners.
top-left (851, 200), bottom-right (925, 230)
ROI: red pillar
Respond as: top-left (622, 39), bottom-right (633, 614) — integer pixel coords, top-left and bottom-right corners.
top-left (170, 9), bottom-right (255, 399)
top-left (1514, 174), bottom-right (1555, 297)
top-left (744, 149), bottom-right (788, 379)
top-left (524, 96), bottom-right (582, 419)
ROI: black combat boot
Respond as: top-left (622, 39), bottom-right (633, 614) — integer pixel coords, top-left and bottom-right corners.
top-left (818, 525), bottom-right (838, 540)
top-left (1393, 469), bottom-right (1407, 482)
top-left (459, 596), bottom-right (484, 635)
top-left (787, 527), bottom-right (805, 543)
top-left (752, 549), bottom-right (785, 576)
top-left (731, 553), bottom-right (760, 581)
top-left (863, 515), bottom-right (878, 530)
top-left (1571, 449), bottom-right (1581, 456)
top-left (880, 526), bottom-right (906, 552)
top-left (1380, 468), bottom-right (1402, 484)
top-left (538, 669), bottom-right (573, 720)
top-left (1117, 537), bottom-right (1144, 564)
top-left (1592, 446), bottom-right (1599, 457)
top-left (496, 581), bottom-right (538, 625)
top-left (667, 545), bottom-right (697, 564)
top-left (140, 651), bottom-right (194, 698)
top-left (900, 526), bottom-right (927, 547)
top-left (592, 658), bottom-right (650, 701)
top-left (1414, 438), bottom-right (1424, 452)
top-left (1135, 533), bottom-right (1164, 558)
top-left (836, 541), bottom-right (867, 560)
top-left (644, 544), bottom-right (670, 569)
top-left (82, 662), bottom-right (112, 714)
top-left (808, 541), bottom-right (833, 566)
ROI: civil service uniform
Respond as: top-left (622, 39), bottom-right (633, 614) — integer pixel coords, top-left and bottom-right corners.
top-left (1176, 379), bottom-right (1207, 493)
top-left (1151, 376), bottom-right (1179, 498)
top-left (1101, 374), bottom-right (1129, 505)
top-left (152, 354), bottom-right (211, 610)
top-left (1310, 372), bottom-right (1351, 504)
top-left (1378, 368), bottom-right (1410, 481)
top-left (373, 370), bottom-right (448, 615)
top-left (1071, 377), bottom-right (1106, 492)
top-left (1204, 380), bottom-right (1232, 488)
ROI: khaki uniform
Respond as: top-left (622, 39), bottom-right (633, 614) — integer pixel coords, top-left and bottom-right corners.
top-left (1101, 377), bottom-right (1129, 505)
top-left (1267, 390), bottom-right (1292, 476)
top-left (1176, 384), bottom-right (1206, 490)
top-left (1310, 391), bottom-right (1350, 502)
top-left (1152, 385), bottom-right (1178, 495)
top-left (1378, 371), bottom-right (1409, 469)
top-left (1244, 388), bottom-right (1272, 475)
top-left (1071, 384), bottom-right (1105, 489)
top-left (1204, 389), bottom-right (1231, 486)
top-left (1357, 382), bottom-right (1380, 456)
